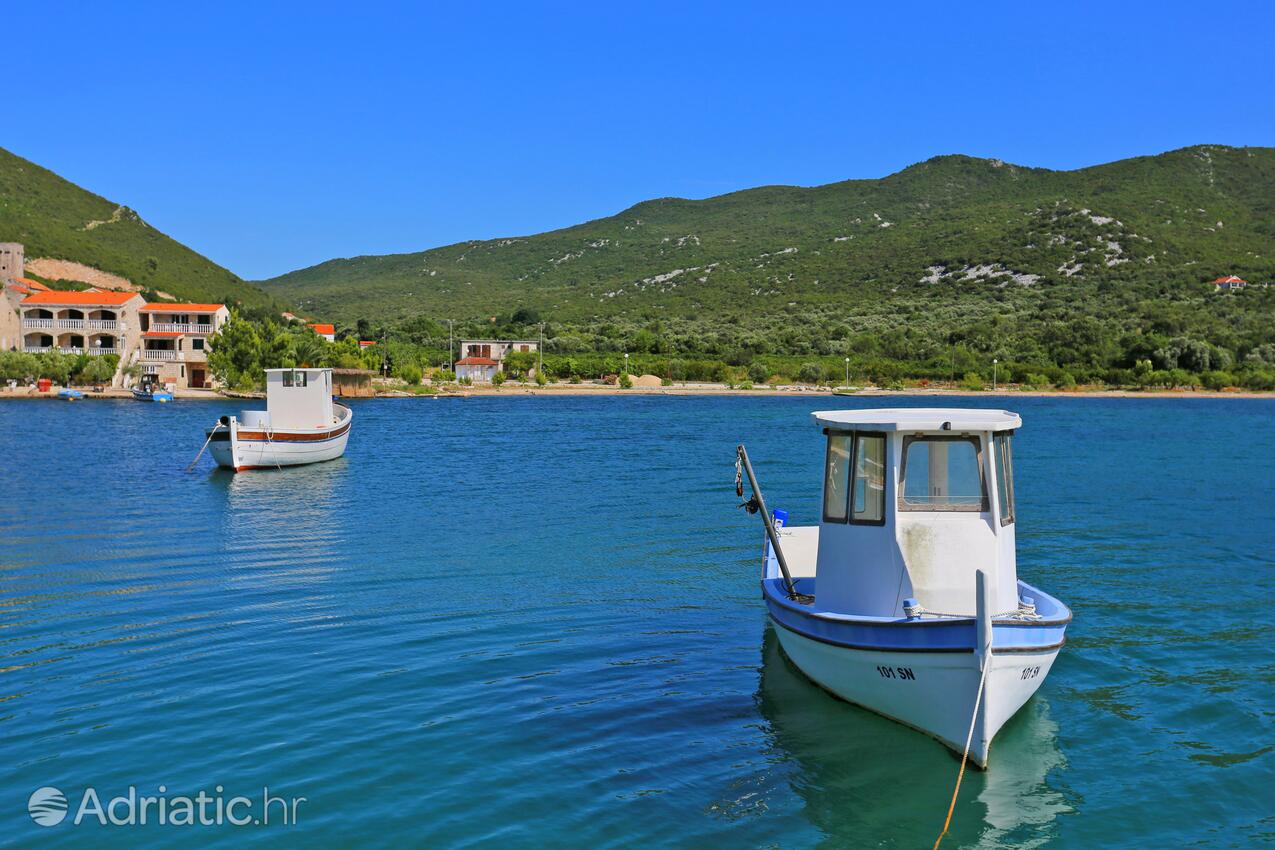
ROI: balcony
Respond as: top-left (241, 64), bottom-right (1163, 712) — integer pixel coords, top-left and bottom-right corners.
top-left (151, 322), bottom-right (214, 334)
top-left (142, 349), bottom-right (179, 361)
top-left (87, 347), bottom-right (118, 356)
top-left (58, 319), bottom-right (86, 330)
top-left (22, 317), bottom-right (53, 329)
top-left (87, 319), bottom-right (119, 330)
top-left (24, 345), bottom-right (51, 353)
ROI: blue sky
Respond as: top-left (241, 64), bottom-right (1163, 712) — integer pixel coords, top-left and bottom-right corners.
top-left (6, 1), bottom-right (1273, 280)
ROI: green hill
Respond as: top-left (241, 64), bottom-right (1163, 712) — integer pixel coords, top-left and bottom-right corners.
top-left (262, 145), bottom-right (1275, 331)
top-left (0, 146), bottom-right (273, 307)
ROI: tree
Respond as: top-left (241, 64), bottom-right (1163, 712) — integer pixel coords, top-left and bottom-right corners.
top-left (293, 332), bottom-right (327, 368)
top-left (81, 357), bottom-right (115, 384)
top-left (748, 361), bottom-right (769, 384)
top-left (208, 313), bottom-right (263, 388)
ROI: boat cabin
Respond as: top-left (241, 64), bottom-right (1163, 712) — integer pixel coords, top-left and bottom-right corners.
top-left (811, 408), bottom-right (1020, 618)
top-left (257, 368), bottom-right (336, 430)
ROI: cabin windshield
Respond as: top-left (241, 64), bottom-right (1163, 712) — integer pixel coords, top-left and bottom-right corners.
top-left (900, 436), bottom-right (988, 511)
top-left (824, 432), bottom-right (887, 524)
top-left (282, 370), bottom-right (308, 388)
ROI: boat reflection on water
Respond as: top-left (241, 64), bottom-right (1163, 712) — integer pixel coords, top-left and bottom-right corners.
top-left (756, 627), bottom-right (1070, 848)
top-left (207, 458), bottom-right (350, 595)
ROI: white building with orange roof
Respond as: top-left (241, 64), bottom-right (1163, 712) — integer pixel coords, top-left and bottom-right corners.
top-left (307, 322), bottom-right (336, 342)
top-left (138, 302), bottom-right (231, 389)
top-left (18, 288), bottom-right (145, 362)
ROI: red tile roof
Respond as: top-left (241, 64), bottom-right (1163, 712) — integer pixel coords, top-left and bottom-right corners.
top-left (22, 289), bottom-right (142, 306)
top-left (359, 340), bottom-right (377, 347)
top-left (308, 323), bottom-right (336, 335)
top-left (1212, 275), bottom-right (1245, 284)
top-left (455, 357), bottom-right (499, 366)
top-left (141, 303), bottom-right (226, 312)
top-left (14, 277), bottom-right (50, 291)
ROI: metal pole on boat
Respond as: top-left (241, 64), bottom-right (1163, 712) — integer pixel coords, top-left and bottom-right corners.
top-left (975, 569), bottom-right (992, 669)
top-left (736, 444), bottom-right (799, 599)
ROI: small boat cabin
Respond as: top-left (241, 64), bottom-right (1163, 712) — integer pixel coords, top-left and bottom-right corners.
top-left (811, 408), bottom-right (1021, 618)
top-left (249, 368), bottom-right (337, 430)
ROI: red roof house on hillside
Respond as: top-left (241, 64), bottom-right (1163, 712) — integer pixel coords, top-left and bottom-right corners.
top-left (307, 322), bottom-right (336, 342)
top-left (1212, 275), bottom-right (1246, 291)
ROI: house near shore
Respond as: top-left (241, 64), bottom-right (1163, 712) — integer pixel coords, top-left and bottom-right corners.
top-left (0, 242), bottom-right (229, 389)
top-left (138, 303), bottom-right (230, 388)
top-left (455, 339), bottom-right (538, 382)
top-left (1212, 275), bottom-right (1247, 292)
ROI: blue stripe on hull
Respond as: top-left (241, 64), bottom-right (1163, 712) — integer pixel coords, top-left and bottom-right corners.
top-left (763, 577), bottom-right (1069, 654)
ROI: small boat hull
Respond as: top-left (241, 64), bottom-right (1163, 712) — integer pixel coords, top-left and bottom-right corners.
top-left (764, 575), bottom-right (1068, 767)
top-left (207, 405), bottom-right (352, 471)
top-left (132, 389), bottom-right (173, 402)
top-left (770, 619), bottom-right (1059, 767)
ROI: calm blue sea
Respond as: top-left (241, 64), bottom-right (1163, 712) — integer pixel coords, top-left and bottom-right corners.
top-left (0, 395), bottom-right (1271, 848)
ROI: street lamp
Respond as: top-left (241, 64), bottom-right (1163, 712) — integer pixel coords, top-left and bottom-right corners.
top-left (447, 319), bottom-right (454, 372)
top-left (993, 358), bottom-right (998, 392)
top-left (844, 356), bottom-right (850, 388)
top-left (624, 353), bottom-right (629, 375)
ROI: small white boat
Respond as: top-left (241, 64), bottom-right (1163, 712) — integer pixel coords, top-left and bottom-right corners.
top-left (208, 368), bottom-right (353, 471)
top-left (736, 408), bottom-right (1070, 768)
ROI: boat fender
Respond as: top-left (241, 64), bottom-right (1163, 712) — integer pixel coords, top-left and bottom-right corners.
top-left (903, 598), bottom-right (924, 619)
top-left (219, 415), bottom-right (230, 426)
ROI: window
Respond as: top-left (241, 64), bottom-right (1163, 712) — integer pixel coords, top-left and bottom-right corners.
top-left (823, 434), bottom-right (852, 522)
top-left (899, 436), bottom-right (988, 511)
top-left (824, 432), bottom-right (888, 524)
top-left (994, 433), bottom-right (1015, 525)
top-left (852, 434), bottom-right (886, 523)
top-left (283, 370), bottom-right (307, 388)
top-left (192, 338), bottom-right (205, 350)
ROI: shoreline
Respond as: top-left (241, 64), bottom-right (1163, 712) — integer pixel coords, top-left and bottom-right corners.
top-left (2, 383), bottom-right (1270, 401)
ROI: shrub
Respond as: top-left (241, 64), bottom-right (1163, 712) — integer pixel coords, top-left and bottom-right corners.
top-left (396, 364), bottom-right (423, 385)
top-left (798, 362), bottom-right (825, 384)
top-left (535, 370), bottom-right (548, 386)
top-left (432, 368), bottom-right (456, 383)
top-left (492, 371), bottom-right (506, 387)
top-left (1024, 373), bottom-right (1050, 389)
top-left (960, 372), bottom-right (984, 391)
top-left (1054, 372), bottom-right (1076, 389)
top-left (738, 380), bottom-right (754, 390)
top-left (748, 362), bottom-right (769, 384)
top-left (1200, 370), bottom-right (1235, 391)
top-left (618, 372), bottom-right (633, 389)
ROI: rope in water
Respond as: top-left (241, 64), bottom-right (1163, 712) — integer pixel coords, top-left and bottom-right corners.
top-left (933, 653), bottom-right (991, 850)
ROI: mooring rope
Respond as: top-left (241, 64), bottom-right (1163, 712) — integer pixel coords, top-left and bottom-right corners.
top-left (933, 654), bottom-right (991, 850)
top-left (186, 422), bottom-right (221, 472)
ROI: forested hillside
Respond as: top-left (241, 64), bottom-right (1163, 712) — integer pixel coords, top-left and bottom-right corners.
top-left (0, 147), bottom-right (274, 307)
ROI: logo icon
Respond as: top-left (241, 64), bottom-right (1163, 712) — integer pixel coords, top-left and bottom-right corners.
top-left (28, 787), bottom-right (68, 827)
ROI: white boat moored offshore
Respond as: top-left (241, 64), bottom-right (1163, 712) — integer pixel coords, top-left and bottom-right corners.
top-left (736, 408), bottom-right (1070, 768)
top-left (208, 368), bottom-right (353, 471)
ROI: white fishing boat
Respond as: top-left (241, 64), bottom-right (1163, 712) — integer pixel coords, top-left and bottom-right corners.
top-left (207, 368), bottom-right (353, 471)
top-left (736, 408), bottom-right (1070, 767)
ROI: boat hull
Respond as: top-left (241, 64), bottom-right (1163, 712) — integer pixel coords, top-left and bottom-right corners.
top-left (770, 617), bottom-right (1059, 767)
top-left (208, 407), bottom-right (352, 471)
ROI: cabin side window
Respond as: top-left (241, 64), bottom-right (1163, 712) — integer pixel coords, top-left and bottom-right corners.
top-left (994, 433), bottom-right (1015, 525)
top-left (851, 434), bottom-right (886, 524)
top-left (899, 436), bottom-right (988, 512)
top-left (823, 434), bottom-right (852, 522)
top-left (282, 370), bottom-right (307, 388)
